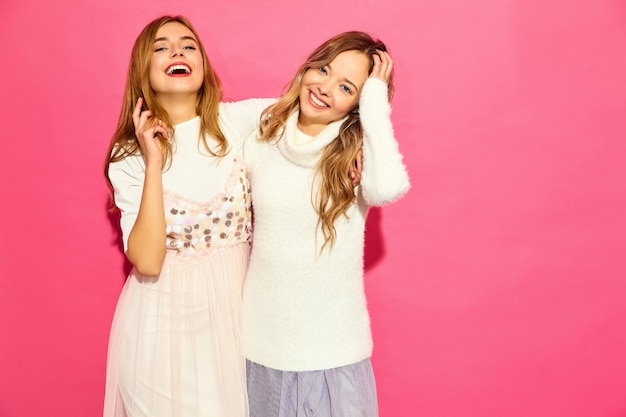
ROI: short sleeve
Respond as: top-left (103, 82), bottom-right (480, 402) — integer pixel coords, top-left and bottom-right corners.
top-left (108, 155), bottom-right (146, 252)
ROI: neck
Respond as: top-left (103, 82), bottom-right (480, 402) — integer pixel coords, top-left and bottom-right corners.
top-left (158, 93), bottom-right (199, 124)
top-left (297, 117), bottom-right (326, 137)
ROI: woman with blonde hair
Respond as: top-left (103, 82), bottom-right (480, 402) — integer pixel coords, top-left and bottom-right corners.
top-left (103, 15), bottom-right (271, 417)
top-left (242, 31), bottom-right (411, 416)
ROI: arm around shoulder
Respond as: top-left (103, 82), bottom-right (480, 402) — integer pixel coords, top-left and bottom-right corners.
top-left (359, 78), bottom-right (411, 206)
top-left (220, 98), bottom-right (276, 149)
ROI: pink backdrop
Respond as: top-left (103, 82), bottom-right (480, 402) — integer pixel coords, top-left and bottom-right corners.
top-left (1, 0), bottom-right (625, 416)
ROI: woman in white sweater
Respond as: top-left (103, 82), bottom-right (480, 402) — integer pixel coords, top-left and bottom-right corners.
top-left (242, 31), bottom-right (411, 417)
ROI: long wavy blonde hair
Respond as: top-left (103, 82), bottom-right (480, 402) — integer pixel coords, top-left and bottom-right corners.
top-left (104, 15), bottom-right (226, 188)
top-left (258, 31), bottom-right (395, 251)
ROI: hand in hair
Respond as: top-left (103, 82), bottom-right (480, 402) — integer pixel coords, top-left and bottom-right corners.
top-left (370, 50), bottom-right (393, 83)
top-left (350, 148), bottom-right (363, 187)
top-left (132, 97), bottom-right (168, 167)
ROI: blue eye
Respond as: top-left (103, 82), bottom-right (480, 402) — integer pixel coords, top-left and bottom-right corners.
top-left (183, 45), bottom-right (196, 50)
top-left (341, 85), bottom-right (352, 94)
top-left (319, 67), bottom-right (328, 74)
top-left (154, 46), bottom-right (167, 52)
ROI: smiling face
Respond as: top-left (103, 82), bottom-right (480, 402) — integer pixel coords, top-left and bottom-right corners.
top-left (148, 22), bottom-right (204, 100)
top-left (297, 50), bottom-right (370, 136)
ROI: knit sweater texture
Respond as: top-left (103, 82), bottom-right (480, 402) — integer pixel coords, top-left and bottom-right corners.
top-left (242, 78), bottom-right (410, 371)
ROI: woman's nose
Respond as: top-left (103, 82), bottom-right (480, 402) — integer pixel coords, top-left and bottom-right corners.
top-left (171, 47), bottom-right (184, 58)
top-left (317, 81), bottom-right (331, 96)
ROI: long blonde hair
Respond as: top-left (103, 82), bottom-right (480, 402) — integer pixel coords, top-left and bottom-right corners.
top-left (104, 15), bottom-right (226, 188)
top-left (258, 31), bottom-right (395, 251)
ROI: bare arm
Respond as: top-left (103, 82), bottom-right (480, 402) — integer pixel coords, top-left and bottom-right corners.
top-left (125, 98), bottom-right (168, 276)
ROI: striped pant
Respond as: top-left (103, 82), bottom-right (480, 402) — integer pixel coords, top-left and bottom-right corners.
top-left (246, 358), bottom-right (379, 417)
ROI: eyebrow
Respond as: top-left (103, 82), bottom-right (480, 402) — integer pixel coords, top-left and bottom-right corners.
top-left (154, 35), bottom-right (198, 43)
top-left (327, 63), bottom-right (359, 93)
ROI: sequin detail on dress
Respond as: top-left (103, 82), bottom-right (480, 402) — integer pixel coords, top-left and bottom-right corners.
top-left (164, 163), bottom-right (252, 254)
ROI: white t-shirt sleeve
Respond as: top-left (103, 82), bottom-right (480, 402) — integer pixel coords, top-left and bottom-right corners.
top-left (219, 98), bottom-right (276, 153)
top-left (108, 155), bottom-right (145, 252)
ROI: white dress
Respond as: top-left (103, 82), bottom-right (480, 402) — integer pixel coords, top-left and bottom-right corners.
top-left (103, 99), bottom-right (273, 417)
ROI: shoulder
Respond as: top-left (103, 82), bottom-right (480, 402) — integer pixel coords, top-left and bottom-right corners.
top-left (108, 150), bottom-right (145, 187)
top-left (219, 98), bottom-right (276, 150)
top-left (220, 98), bottom-right (276, 120)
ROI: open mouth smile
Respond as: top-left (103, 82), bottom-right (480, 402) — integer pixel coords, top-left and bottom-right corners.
top-left (165, 63), bottom-right (192, 75)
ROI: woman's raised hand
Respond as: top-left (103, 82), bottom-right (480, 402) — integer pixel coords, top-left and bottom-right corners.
top-left (370, 50), bottom-right (393, 83)
top-left (132, 97), bottom-right (167, 165)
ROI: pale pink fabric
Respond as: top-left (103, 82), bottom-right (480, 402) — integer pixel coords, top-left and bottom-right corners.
top-left (103, 244), bottom-right (250, 417)
top-left (103, 161), bottom-right (253, 417)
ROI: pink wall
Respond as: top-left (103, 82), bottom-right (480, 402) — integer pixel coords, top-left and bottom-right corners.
top-left (1, 0), bottom-right (625, 416)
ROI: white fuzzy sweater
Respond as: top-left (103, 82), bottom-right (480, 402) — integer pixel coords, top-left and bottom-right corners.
top-left (242, 78), bottom-right (410, 371)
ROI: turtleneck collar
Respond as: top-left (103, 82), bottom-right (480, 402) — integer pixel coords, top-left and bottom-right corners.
top-left (276, 110), bottom-right (348, 168)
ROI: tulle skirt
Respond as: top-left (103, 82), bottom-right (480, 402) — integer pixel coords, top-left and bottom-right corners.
top-left (103, 243), bottom-right (250, 417)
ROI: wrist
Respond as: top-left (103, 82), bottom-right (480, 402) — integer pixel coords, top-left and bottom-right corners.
top-left (144, 159), bottom-right (163, 173)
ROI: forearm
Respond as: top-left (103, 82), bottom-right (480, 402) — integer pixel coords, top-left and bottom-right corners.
top-left (360, 78), bottom-right (411, 205)
top-left (126, 162), bottom-right (166, 276)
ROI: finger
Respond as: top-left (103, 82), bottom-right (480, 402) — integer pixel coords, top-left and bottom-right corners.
top-left (133, 97), bottom-right (142, 115)
top-left (151, 125), bottom-right (168, 139)
top-left (372, 50), bottom-right (393, 82)
top-left (355, 149), bottom-right (363, 174)
top-left (351, 165), bottom-right (362, 186)
top-left (134, 111), bottom-right (154, 143)
top-left (135, 119), bottom-right (166, 151)
top-left (372, 52), bottom-right (382, 66)
top-left (133, 100), bottom-right (155, 133)
top-left (137, 110), bottom-right (153, 130)
top-left (381, 50), bottom-right (393, 64)
top-left (370, 53), bottom-right (383, 79)
top-left (351, 149), bottom-right (363, 186)
top-left (143, 119), bottom-right (163, 135)
top-left (376, 51), bottom-right (390, 73)
top-left (380, 51), bottom-right (393, 77)
top-left (137, 124), bottom-right (167, 154)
